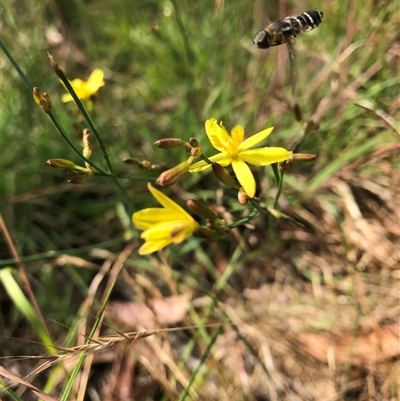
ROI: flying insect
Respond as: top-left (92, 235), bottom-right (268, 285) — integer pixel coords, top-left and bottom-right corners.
top-left (253, 10), bottom-right (323, 94)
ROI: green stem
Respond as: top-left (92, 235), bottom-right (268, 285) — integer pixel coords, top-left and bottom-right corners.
top-left (271, 162), bottom-right (280, 186)
top-left (178, 323), bottom-right (224, 401)
top-left (0, 40), bottom-right (32, 91)
top-left (56, 69), bottom-right (132, 206)
top-left (60, 270), bottom-right (119, 401)
top-left (272, 170), bottom-right (284, 209)
top-left (47, 112), bottom-right (107, 174)
top-left (56, 70), bottom-right (114, 173)
top-left (229, 206), bottom-right (259, 228)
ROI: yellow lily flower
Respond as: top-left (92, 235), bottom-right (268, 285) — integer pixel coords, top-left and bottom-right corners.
top-left (189, 118), bottom-right (292, 198)
top-left (61, 69), bottom-right (105, 103)
top-left (132, 183), bottom-right (200, 255)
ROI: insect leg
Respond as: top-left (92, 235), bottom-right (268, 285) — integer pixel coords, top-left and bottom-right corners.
top-left (284, 34), bottom-right (297, 96)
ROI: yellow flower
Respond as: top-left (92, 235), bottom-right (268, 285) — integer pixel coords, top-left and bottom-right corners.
top-left (61, 69), bottom-right (105, 103)
top-left (189, 118), bottom-right (292, 198)
top-left (132, 183), bottom-right (200, 255)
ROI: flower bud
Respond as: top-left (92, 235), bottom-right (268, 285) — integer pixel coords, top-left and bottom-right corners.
top-left (194, 226), bottom-right (223, 240)
top-left (155, 138), bottom-right (185, 149)
top-left (212, 163), bottom-right (238, 188)
top-left (207, 218), bottom-right (230, 238)
top-left (187, 138), bottom-right (202, 157)
top-left (33, 87), bottom-right (43, 105)
top-left (47, 159), bottom-right (77, 170)
top-left (188, 138), bottom-right (200, 148)
top-left (47, 52), bottom-right (61, 73)
top-left (293, 103), bottom-right (302, 122)
top-left (82, 129), bottom-right (91, 159)
top-left (289, 153), bottom-right (317, 162)
top-left (150, 164), bottom-right (169, 173)
top-left (187, 199), bottom-right (218, 220)
top-left (124, 157), bottom-right (140, 165)
top-left (67, 169), bottom-right (93, 184)
top-left (156, 157), bottom-right (193, 186)
top-left (139, 160), bottom-right (152, 170)
top-left (33, 87), bottom-right (52, 113)
top-left (123, 158), bottom-right (153, 170)
top-left (238, 187), bottom-right (250, 205)
top-left (41, 93), bottom-right (52, 113)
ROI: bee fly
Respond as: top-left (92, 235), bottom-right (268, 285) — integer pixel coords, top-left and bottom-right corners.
top-left (253, 10), bottom-right (323, 49)
top-left (253, 10), bottom-right (323, 94)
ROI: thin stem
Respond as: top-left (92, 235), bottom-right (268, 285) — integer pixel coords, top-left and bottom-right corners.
top-left (56, 69), bottom-right (114, 173)
top-left (0, 40), bottom-right (32, 91)
top-left (272, 170), bottom-right (284, 209)
top-left (56, 68), bottom-right (132, 207)
top-left (229, 207), bottom-right (259, 228)
top-left (47, 112), bottom-right (107, 174)
top-left (178, 323), bottom-right (224, 401)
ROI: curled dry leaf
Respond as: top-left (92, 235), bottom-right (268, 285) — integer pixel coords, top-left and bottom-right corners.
top-left (290, 322), bottom-right (400, 365)
top-left (107, 293), bottom-right (192, 328)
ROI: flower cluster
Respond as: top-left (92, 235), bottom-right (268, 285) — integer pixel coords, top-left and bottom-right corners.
top-left (130, 118), bottom-right (297, 254)
top-left (43, 62), bottom-right (316, 256)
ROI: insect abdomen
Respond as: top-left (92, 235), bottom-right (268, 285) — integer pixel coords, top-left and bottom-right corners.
top-left (294, 10), bottom-right (323, 33)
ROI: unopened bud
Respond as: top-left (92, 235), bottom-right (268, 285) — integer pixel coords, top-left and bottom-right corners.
top-left (124, 157), bottom-right (140, 165)
top-left (82, 129), bottom-right (91, 159)
top-left (123, 158), bottom-right (153, 170)
top-left (187, 138), bottom-right (202, 157)
top-left (290, 153), bottom-right (317, 162)
top-left (212, 163), bottom-right (238, 188)
top-left (155, 138), bottom-right (185, 149)
top-left (187, 199), bottom-right (218, 220)
top-left (156, 157), bottom-right (193, 186)
top-left (33, 87), bottom-right (52, 113)
top-left (67, 169), bottom-right (93, 184)
top-left (33, 87), bottom-right (43, 105)
top-left (47, 53), bottom-right (61, 73)
top-left (207, 218), bottom-right (230, 238)
top-left (188, 138), bottom-right (200, 148)
top-left (47, 159), bottom-right (77, 170)
top-left (293, 103), bottom-right (302, 122)
top-left (41, 93), bottom-right (52, 113)
top-left (139, 160), bottom-right (152, 170)
top-left (238, 187), bottom-right (250, 205)
top-left (195, 226), bottom-right (223, 240)
top-left (150, 164), bottom-right (169, 173)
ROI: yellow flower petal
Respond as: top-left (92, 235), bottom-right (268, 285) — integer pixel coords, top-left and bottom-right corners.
top-left (232, 159), bottom-right (256, 198)
top-left (231, 125), bottom-right (244, 144)
top-left (239, 148), bottom-right (293, 166)
top-left (238, 127), bottom-right (274, 151)
top-left (138, 239), bottom-right (172, 255)
top-left (86, 69), bottom-right (105, 93)
top-left (61, 93), bottom-right (74, 103)
top-left (132, 183), bottom-right (199, 255)
top-left (132, 208), bottom-right (187, 230)
top-left (141, 220), bottom-right (198, 244)
top-left (189, 152), bottom-right (232, 172)
top-left (205, 118), bottom-right (231, 152)
top-left (141, 221), bottom-right (186, 240)
top-left (147, 183), bottom-right (191, 219)
top-left (68, 79), bottom-right (87, 98)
